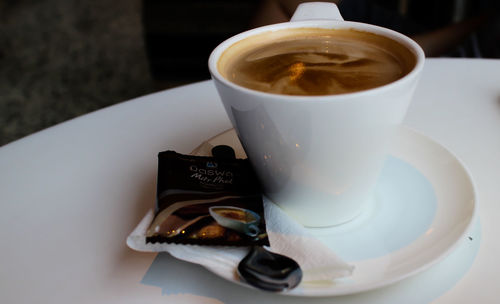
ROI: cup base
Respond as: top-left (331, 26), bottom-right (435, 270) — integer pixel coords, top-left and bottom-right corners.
top-left (278, 195), bottom-right (375, 229)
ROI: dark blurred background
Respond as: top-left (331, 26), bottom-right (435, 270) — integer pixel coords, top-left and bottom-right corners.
top-left (1, 0), bottom-right (499, 146)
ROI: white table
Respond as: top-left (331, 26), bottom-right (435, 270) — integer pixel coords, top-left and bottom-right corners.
top-left (1, 58), bottom-right (499, 303)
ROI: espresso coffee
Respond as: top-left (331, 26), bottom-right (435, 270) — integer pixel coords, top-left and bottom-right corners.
top-left (218, 28), bottom-right (416, 95)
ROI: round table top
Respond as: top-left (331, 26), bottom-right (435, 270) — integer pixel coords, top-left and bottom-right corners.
top-left (1, 58), bottom-right (499, 303)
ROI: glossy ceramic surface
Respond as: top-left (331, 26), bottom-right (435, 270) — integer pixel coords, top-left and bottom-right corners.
top-left (208, 3), bottom-right (425, 226)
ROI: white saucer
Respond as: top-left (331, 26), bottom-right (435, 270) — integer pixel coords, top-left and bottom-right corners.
top-left (192, 126), bottom-right (476, 297)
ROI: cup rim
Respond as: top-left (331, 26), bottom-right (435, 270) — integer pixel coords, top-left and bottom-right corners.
top-left (208, 20), bottom-right (425, 102)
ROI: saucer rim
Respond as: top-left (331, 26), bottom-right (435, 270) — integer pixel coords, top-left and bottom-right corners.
top-left (193, 126), bottom-right (477, 297)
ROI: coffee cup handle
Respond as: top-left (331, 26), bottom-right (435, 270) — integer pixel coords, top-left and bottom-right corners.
top-left (290, 2), bottom-right (344, 22)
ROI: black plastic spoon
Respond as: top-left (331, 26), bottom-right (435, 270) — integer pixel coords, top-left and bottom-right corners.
top-left (237, 246), bottom-right (302, 292)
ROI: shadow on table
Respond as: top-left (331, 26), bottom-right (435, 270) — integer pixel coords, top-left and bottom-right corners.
top-left (140, 219), bottom-right (480, 304)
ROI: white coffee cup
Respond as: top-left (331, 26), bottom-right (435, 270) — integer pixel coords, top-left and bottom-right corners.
top-left (208, 2), bottom-right (425, 227)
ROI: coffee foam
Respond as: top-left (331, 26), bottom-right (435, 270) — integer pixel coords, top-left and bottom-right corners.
top-left (218, 28), bottom-right (416, 96)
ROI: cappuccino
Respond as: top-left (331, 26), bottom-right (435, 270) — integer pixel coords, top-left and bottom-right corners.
top-left (218, 28), bottom-right (416, 95)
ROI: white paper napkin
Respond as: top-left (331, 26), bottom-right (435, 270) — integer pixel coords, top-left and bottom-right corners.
top-left (263, 198), bottom-right (354, 282)
top-left (127, 199), bottom-right (354, 284)
top-left (126, 137), bottom-right (354, 284)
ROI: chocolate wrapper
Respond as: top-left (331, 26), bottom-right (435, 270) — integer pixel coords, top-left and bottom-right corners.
top-left (146, 147), bottom-right (269, 246)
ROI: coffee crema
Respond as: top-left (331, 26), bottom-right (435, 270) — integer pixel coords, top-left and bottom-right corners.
top-left (218, 28), bottom-right (416, 96)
